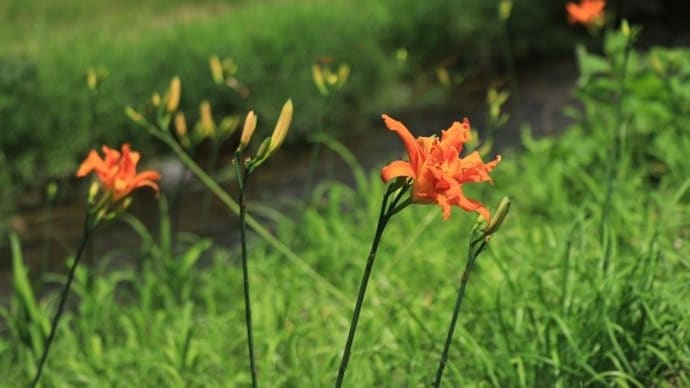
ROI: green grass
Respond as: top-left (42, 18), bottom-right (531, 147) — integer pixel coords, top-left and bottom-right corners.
top-left (2, 131), bottom-right (689, 385)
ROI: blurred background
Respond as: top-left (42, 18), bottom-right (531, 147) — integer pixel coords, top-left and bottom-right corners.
top-left (1, 0), bottom-right (689, 274)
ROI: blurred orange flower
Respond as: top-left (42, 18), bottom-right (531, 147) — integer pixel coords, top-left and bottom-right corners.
top-left (380, 114), bottom-right (500, 221)
top-left (566, 0), bottom-right (605, 25)
top-left (77, 144), bottom-right (161, 201)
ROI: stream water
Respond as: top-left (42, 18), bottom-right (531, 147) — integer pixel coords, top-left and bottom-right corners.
top-left (0, 59), bottom-right (578, 296)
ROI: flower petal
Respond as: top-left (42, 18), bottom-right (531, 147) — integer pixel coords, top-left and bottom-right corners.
top-left (382, 114), bottom-right (422, 169)
top-left (381, 160), bottom-right (415, 183)
top-left (76, 150), bottom-right (105, 177)
top-left (450, 191), bottom-right (490, 222)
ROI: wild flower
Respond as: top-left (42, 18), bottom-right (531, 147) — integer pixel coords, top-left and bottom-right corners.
top-left (77, 144), bottom-right (161, 203)
top-left (566, 0), bottom-right (605, 26)
top-left (380, 114), bottom-right (500, 221)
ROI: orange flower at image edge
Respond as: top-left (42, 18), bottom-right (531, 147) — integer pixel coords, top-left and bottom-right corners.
top-left (77, 144), bottom-right (161, 201)
top-left (380, 114), bottom-right (500, 222)
top-left (566, 0), bottom-right (605, 26)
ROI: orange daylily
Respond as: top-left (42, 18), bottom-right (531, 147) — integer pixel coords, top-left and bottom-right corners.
top-left (566, 0), bottom-right (605, 26)
top-left (77, 144), bottom-right (161, 201)
top-left (381, 114), bottom-right (500, 221)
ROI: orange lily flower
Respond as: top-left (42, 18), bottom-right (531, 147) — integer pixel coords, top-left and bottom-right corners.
top-left (77, 144), bottom-right (161, 201)
top-left (380, 114), bottom-right (500, 221)
top-left (566, 0), bottom-right (605, 26)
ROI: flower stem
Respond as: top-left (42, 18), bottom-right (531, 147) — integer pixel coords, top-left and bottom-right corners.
top-left (433, 236), bottom-right (487, 387)
top-left (148, 128), bottom-right (348, 304)
top-left (600, 32), bottom-right (632, 274)
top-left (235, 153), bottom-right (258, 388)
top-left (335, 186), bottom-right (407, 387)
top-left (31, 216), bottom-right (94, 387)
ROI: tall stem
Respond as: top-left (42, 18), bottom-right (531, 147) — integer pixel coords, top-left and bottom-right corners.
top-left (235, 154), bottom-right (258, 388)
top-left (433, 237), bottom-right (487, 387)
top-left (31, 216), bottom-right (93, 387)
top-left (335, 187), bottom-right (405, 387)
top-left (600, 34), bottom-right (632, 273)
top-left (149, 129), bottom-right (347, 303)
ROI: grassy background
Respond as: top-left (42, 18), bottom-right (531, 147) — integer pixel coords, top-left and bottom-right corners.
top-left (0, 0), bottom-right (576, 215)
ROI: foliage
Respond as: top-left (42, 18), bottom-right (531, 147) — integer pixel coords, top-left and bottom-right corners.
top-left (0, 0), bottom-right (583, 215)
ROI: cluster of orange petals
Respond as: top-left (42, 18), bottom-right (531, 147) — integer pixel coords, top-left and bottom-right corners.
top-left (77, 144), bottom-right (161, 201)
top-left (380, 114), bottom-right (500, 222)
top-left (566, 0), bottom-right (605, 26)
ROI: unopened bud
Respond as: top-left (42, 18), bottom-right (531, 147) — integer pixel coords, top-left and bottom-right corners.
top-left (88, 181), bottom-right (100, 204)
top-left (436, 66), bottom-right (450, 87)
top-left (498, 0), bottom-right (512, 21)
top-left (484, 196), bottom-right (511, 236)
top-left (118, 197), bottom-right (133, 212)
top-left (219, 116), bottom-right (240, 136)
top-left (199, 100), bottom-right (215, 136)
top-left (395, 48), bottom-right (408, 63)
top-left (621, 20), bottom-right (631, 38)
top-left (86, 68), bottom-right (98, 91)
top-left (238, 110), bottom-right (257, 151)
top-left (125, 106), bottom-right (145, 124)
top-left (312, 64), bottom-right (328, 95)
top-left (151, 92), bottom-right (161, 107)
top-left (174, 112), bottom-right (188, 136)
top-left (46, 181), bottom-right (59, 201)
top-left (209, 55), bottom-right (224, 84)
top-left (268, 99), bottom-right (293, 154)
top-left (166, 76), bottom-right (181, 113)
top-left (336, 64), bottom-right (350, 89)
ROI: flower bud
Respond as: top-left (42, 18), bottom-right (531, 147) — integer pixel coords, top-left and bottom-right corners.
top-left (268, 99), bottom-right (293, 154)
top-left (238, 110), bottom-right (257, 151)
top-left (199, 100), bottom-right (215, 137)
top-left (498, 0), bottom-right (512, 21)
top-left (484, 196), bottom-right (511, 236)
top-left (151, 92), bottom-right (161, 107)
top-left (88, 181), bottom-right (100, 204)
top-left (312, 64), bottom-right (328, 96)
top-left (46, 181), bottom-right (59, 201)
top-left (621, 19), bottom-right (630, 38)
top-left (166, 76), bottom-right (181, 113)
top-left (86, 68), bottom-right (98, 91)
top-left (175, 112), bottom-right (188, 136)
top-left (336, 64), bottom-right (350, 89)
top-left (209, 55), bottom-right (224, 84)
top-left (125, 106), bottom-right (145, 124)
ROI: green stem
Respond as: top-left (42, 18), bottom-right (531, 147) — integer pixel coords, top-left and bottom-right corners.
top-left (149, 129), bottom-right (348, 303)
top-left (31, 215), bottom-right (94, 387)
top-left (600, 34), bottom-right (632, 274)
top-left (234, 153), bottom-right (258, 388)
top-left (334, 187), bottom-right (407, 387)
top-left (433, 237), bottom-right (487, 387)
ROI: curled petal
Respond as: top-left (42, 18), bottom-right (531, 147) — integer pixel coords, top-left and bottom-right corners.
top-left (440, 118), bottom-right (471, 153)
top-left (382, 114), bottom-right (422, 169)
top-left (435, 194), bottom-right (452, 221)
top-left (76, 151), bottom-right (105, 177)
top-left (381, 160), bottom-right (415, 183)
top-left (451, 191), bottom-right (490, 222)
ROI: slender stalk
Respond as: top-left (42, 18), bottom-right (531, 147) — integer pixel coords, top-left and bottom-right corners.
top-left (335, 186), bottom-right (407, 387)
top-left (31, 216), bottom-right (94, 387)
top-left (148, 128), bottom-right (348, 303)
top-left (234, 153), bottom-right (258, 388)
top-left (600, 33), bottom-right (632, 273)
top-left (433, 237), bottom-right (487, 387)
